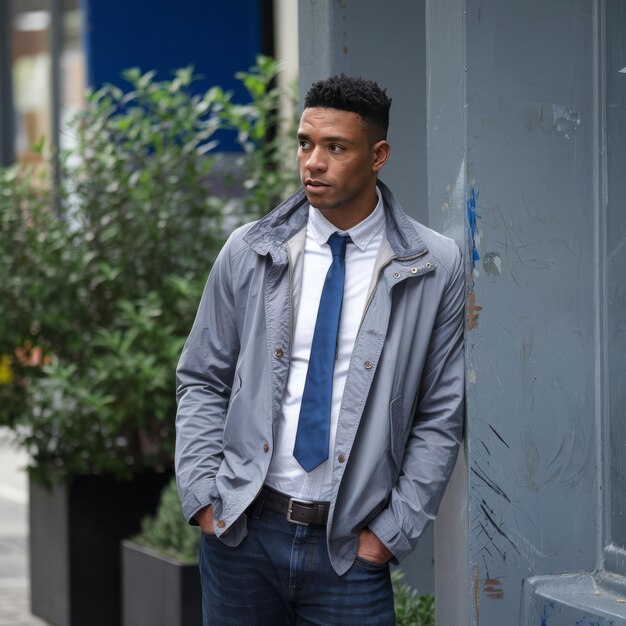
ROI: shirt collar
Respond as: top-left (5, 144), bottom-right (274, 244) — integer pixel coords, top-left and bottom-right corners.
top-left (307, 187), bottom-right (384, 252)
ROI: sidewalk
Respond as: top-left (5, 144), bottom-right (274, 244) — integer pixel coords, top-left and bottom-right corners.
top-left (0, 430), bottom-right (48, 626)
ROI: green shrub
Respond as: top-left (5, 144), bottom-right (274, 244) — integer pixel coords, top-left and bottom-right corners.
top-left (392, 569), bottom-right (435, 626)
top-left (133, 476), bottom-right (199, 563)
top-left (0, 56), bottom-right (297, 486)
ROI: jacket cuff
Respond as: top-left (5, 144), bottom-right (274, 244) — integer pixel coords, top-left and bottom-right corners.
top-left (181, 477), bottom-right (219, 525)
top-left (367, 509), bottom-right (415, 564)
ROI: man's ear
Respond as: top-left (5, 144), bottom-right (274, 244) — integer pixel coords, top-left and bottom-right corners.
top-left (372, 140), bottom-right (391, 172)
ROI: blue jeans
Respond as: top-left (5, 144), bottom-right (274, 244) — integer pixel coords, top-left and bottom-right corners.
top-left (198, 500), bottom-right (395, 625)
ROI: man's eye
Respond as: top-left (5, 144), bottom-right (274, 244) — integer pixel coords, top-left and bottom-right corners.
top-left (329, 144), bottom-right (344, 153)
top-left (298, 140), bottom-right (310, 150)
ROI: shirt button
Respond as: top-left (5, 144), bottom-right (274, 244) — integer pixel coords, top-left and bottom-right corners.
top-left (217, 520), bottom-right (226, 529)
top-left (425, 261), bottom-right (432, 269)
top-left (411, 267), bottom-right (418, 273)
top-left (338, 454), bottom-right (346, 463)
top-left (263, 442), bottom-right (270, 453)
top-left (364, 360), bottom-right (373, 369)
top-left (393, 272), bottom-right (401, 278)
top-left (274, 348), bottom-right (284, 358)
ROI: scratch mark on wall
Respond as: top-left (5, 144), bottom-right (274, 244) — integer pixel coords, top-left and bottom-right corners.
top-left (480, 502), bottom-right (521, 556)
top-left (472, 464), bottom-right (511, 502)
top-left (489, 425), bottom-right (510, 448)
top-left (476, 520), bottom-right (506, 560)
top-left (483, 578), bottom-right (504, 600)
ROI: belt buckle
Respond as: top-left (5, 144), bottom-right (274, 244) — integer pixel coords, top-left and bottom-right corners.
top-left (287, 497), bottom-right (313, 525)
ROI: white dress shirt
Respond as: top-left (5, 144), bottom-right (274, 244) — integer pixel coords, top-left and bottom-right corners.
top-left (265, 188), bottom-right (385, 502)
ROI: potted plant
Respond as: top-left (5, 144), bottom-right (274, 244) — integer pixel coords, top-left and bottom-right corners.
top-left (0, 56), bottom-right (297, 626)
top-left (122, 477), bottom-right (201, 626)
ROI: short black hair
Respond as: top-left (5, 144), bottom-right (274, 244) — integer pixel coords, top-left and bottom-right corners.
top-left (303, 74), bottom-right (392, 141)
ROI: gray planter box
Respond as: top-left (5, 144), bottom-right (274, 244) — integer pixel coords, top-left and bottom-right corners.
top-left (29, 472), bottom-right (170, 626)
top-left (122, 540), bottom-right (202, 626)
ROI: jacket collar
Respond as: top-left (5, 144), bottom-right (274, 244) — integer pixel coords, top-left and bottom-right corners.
top-left (243, 179), bottom-right (428, 261)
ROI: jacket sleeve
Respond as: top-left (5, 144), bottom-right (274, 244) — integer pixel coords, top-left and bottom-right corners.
top-left (175, 233), bottom-right (241, 523)
top-left (367, 244), bottom-right (465, 562)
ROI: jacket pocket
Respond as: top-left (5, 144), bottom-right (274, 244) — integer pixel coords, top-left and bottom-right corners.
top-left (389, 395), bottom-right (409, 471)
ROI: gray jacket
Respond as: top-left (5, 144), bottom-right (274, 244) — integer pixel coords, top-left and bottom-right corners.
top-left (175, 180), bottom-right (464, 575)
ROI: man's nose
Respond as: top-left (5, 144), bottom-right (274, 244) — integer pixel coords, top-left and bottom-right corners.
top-left (305, 147), bottom-right (327, 171)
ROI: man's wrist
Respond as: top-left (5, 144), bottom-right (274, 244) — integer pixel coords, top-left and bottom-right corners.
top-left (194, 504), bottom-right (215, 534)
top-left (357, 527), bottom-right (393, 564)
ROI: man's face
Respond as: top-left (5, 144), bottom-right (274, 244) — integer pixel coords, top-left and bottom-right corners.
top-left (297, 107), bottom-right (389, 229)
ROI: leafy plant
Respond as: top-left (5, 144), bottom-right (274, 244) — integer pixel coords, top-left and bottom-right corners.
top-left (132, 476), bottom-right (199, 563)
top-left (0, 56), bottom-right (298, 486)
top-left (212, 55), bottom-right (299, 220)
top-left (392, 569), bottom-right (435, 626)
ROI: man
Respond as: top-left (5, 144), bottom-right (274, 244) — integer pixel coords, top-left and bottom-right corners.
top-left (176, 74), bottom-right (464, 625)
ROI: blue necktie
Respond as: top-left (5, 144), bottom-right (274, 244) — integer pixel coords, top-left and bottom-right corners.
top-left (294, 233), bottom-right (350, 472)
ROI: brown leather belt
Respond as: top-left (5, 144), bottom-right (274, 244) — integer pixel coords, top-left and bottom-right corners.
top-left (260, 487), bottom-right (329, 526)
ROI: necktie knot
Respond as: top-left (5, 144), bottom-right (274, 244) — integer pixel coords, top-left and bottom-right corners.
top-left (327, 233), bottom-right (350, 259)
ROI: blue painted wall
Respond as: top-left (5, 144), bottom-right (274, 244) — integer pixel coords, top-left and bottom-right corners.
top-left (81, 0), bottom-right (268, 150)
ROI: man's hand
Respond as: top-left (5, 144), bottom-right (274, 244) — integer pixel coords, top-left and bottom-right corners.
top-left (194, 505), bottom-right (215, 535)
top-left (357, 527), bottom-right (392, 565)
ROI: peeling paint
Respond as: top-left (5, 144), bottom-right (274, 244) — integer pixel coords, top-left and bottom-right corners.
top-left (523, 102), bottom-right (581, 139)
top-left (484, 578), bottom-right (504, 600)
top-left (483, 252), bottom-right (502, 276)
top-left (473, 562), bottom-right (480, 625)
top-left (552, 105), bottom-right (581, 140)
top-left (467, 187), bottom-right (480, 271)
top-left (467, 292), bottom-right (482, 330)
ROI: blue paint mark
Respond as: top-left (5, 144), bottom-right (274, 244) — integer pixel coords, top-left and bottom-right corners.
top-left (541, 602), bottom-right (555, 626)
top-left (467, 187), bottom-right (480, 273)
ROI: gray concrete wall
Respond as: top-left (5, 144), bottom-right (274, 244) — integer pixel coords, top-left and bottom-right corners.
top-left (461, 1), bottom-right (599, 622)
top-left (299, 1), bottom-right (626, 623)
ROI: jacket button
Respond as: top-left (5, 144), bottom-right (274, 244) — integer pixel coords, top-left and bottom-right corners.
top-left (263, 442), bottom-right (270, 453)
top-left (425, 261), bottom-right (432, 269)
top-left (393, 272), bottom-right (401, 278)
top-left (338, 454), bottom-right (346, 463)
top-left (364, 360), bottom-right (373, 369)
top-left (274, 348), bottom-right (284, 358)
top-left (217, 520), bottom-right (225, 529)
top-left (411, 267), bottom-right (417, 273)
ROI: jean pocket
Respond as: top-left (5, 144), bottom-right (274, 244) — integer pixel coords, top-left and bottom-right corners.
top-left (201, 529), bottom-right (218, 540)
top-left (354, 555), bottom-right (389, 571)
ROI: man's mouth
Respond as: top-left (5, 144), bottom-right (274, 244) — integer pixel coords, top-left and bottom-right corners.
top-left (304, 179), bottom-right (329, 189)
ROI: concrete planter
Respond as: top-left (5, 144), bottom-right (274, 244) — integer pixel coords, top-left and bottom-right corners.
top-left (121, 540), bottom-right (201, 626)
top-left (29, 471), bottom-right (170, 626)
